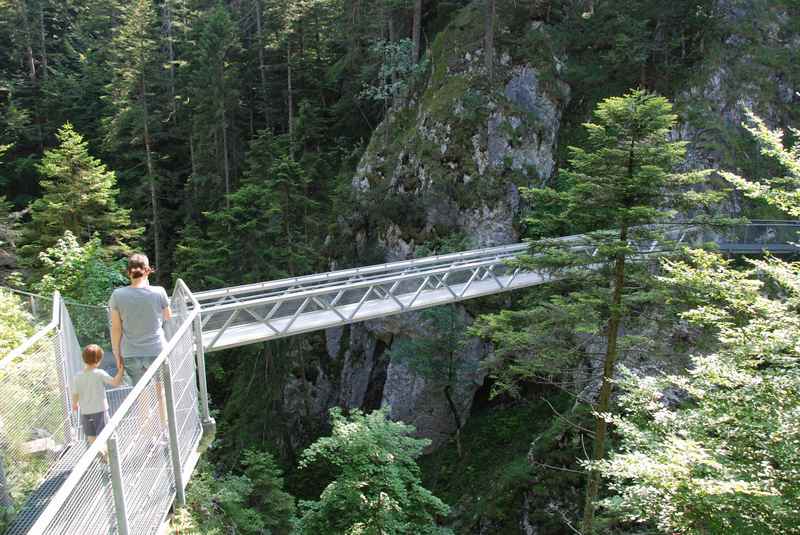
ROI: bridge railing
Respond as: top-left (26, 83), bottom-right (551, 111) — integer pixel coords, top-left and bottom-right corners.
top-left (0, 292), bottom-right (73, 513)
top-left (197, 225), bottom-right (701, 351)
top-left (716, 221), bottom-right (800, 253)
top-left (27, 279), bottom-right (204, 535)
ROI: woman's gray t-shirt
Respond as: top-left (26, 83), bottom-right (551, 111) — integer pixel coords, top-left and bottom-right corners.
top-left (109, 286), bottom-right (169, 357)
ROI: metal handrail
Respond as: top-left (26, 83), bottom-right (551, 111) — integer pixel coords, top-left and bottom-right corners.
top-left (200, 253), bottom-right (526, 315)
top-left (27, 284), bottom-right (200, 534)
top-left (194, 242), bottom-right (530, 301)
top-left (0, 291), bottom-right (61, 369)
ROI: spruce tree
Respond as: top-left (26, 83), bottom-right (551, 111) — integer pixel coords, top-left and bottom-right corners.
top-left (187, 2), bottom-right (241, 212)
top-left (475, 90), bottom-right (722, 533)
top-left (21, 123), bottom-right (141, 261)
top-left (294, 408), bottom-right (452, 535)
top-left (175, 131), bottom-right (319, 288)
top-left (104, 0), bottom-right (164, 272)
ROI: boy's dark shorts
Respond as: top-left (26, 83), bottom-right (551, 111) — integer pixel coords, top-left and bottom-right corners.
top-left (81, 411), bottom-right (107, 437)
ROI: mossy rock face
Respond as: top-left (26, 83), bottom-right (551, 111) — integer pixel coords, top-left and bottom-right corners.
top-left (675, 2), bottom-right (800, 187)
top-left (352, 1), bottom-right (570, 259)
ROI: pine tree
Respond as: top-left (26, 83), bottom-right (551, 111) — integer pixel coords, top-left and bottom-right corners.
top-left (597, 250), bottom-right (800, 534)
top-left (104, 0), bottom-right (164, 272)
top-left (175, 131), bottom-right (319, 288)
top-left (187, 2), bottom-right (241, 212)
top-left (21, 123), bottom-right (142, 261)
top-left (475, 90), bottom-right (722, 533)
top-left (294, 408), bottom-right (452, 535)
top-left (596, 114), bottom-right (800, 533)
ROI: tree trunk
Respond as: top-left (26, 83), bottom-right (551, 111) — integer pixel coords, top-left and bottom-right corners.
top-left (254, 0), bottom-right (269, 124)
top-left (162, 0), bottom-right (177, 120)
top-left (412, 0), bottom-right (422, 63)
top-left (141, 76), bottom-right (161, 277)
top-left (484, 0), bottom-right (495, 81)
top-left (221, 105), bottom-right (231, 208)
top-left (189, 127), bottom-right (198, 208)
top-left (16, 0), bottom-right (36, 82)
top-left (38, 1), bottom-right (47, 80)
top-left (580, 226), bottom-right (627, 534)
top-left (287, 39), bottom-right (294, 144)
top-left (443, 384), bottom-right (463, 458)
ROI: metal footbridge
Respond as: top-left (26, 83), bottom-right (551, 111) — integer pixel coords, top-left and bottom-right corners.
top-left (2, 220), bottom-right (797, 534)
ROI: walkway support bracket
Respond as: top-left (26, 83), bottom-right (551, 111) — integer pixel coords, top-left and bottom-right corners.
top-left (193, 313), bottom-right (216, 436)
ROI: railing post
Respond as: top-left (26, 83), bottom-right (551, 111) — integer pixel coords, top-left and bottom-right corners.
top-left (193, 313), bottom-right (216, 436)
top-left (108, 435), bottom-right (130, 535)
top-left (53, 294), bottom-right (73, 446)
top-left (162, 360), bottom-right (186, 506)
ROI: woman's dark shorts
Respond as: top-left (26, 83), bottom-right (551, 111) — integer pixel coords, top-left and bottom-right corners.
top-left (81, 411), bottom-right (107, 438)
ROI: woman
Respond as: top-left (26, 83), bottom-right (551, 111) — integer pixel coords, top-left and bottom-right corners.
top-left (109, 253), bottom-right (172, 387)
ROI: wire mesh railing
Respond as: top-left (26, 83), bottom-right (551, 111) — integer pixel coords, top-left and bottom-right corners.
top-left (0, 293), bottom-right (72, 525)
top-left (8, 290), bottom-right (53, 328)
top-left (18, 280), bottom-right (205, 535)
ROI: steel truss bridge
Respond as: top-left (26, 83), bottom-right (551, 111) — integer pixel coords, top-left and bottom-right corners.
top-left (3, 220), bottom-right (798, 534)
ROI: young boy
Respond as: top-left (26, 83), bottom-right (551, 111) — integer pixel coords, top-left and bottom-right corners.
top-left (71, 344), bottom-right (124, 445)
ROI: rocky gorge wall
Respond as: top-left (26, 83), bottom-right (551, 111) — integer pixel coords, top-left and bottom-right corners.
top-left (314, 2), bottom-right (571, 449)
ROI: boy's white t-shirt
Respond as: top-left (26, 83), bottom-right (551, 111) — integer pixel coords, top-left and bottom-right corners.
top-left (71, 368), bottom-right (115, 414)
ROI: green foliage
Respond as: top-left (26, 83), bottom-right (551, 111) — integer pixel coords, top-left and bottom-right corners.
top-left (475, 90), bottom-right (721, 532)
top-left (477, 90), bottom-right (718, 397)
top-left (0, 194), bottom-right (16, 255)
top-left (720, 111), bottom-right (800, 217)
top-left (20, 123), bottom-right (141, 262)
top-left (175, 131), bottom-right (321, 288)
top-left (32, 231), bottom-right (126, 305)
top-left (31, 231), bottom-right (126, 342)
top-left (360, 38), bottom-right (427, 104)
top-left (185, 2), bottom-right (241, 210)
top-left (103, 0), bottom-right (161, 149)
top-left (173, 450), bottom-right (295, 535)
top-left (421, 394), bottom-right (587, 535)
top-left (294, 407), bottom-right (452, 535)
top-left (596, 250), bottom-right (800, 534)
top-left (0, 289), bottom-right (35, 357)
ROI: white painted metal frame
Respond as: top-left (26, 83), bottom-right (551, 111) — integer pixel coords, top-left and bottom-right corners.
top-left (28, 280), bottom-right (205, 535)
top-left (196, 226), bottom-right (699, 352)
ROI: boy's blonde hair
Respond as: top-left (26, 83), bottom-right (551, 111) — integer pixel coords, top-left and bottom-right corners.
top-left (82, 344), bottom-right (104, 365)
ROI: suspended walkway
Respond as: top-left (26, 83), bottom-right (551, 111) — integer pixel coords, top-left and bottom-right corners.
top-left (195, 221), bottom-right (800, 352)
top-left (2, 220), bottom-right (797, 534)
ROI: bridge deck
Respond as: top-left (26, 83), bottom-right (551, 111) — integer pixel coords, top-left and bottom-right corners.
top-left (202, 269), bottom-right (549, 351)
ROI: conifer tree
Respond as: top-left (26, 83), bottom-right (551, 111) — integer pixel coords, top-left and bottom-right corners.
top-left (187, 2), bottom-right (241, 211)
top-left (475, 90), bottom-right (722, 533)
top-left (21, 123), bottom-right (141, 261)
top-left (175, 131), bottom-right (319, 288)
top-left (104, 0), bottom-right (164, 271)
top-left (294, 408), bottom-right (452, 535)
top-left (595, 113), bottom-right (800, 534)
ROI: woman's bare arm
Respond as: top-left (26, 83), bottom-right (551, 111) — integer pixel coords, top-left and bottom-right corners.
top-left (111, 309), bottom-right (123, 360)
